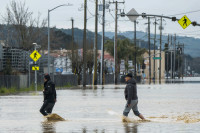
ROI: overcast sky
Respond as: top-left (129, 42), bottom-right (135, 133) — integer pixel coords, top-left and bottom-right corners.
top-left (0, 0), bottom-right (200, 38)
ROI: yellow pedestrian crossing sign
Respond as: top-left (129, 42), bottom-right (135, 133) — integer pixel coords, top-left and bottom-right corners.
top-left (30, 50), bottom-right (41, 62)
top-left (32, 66), bottom-right (39, 71)
top-left (178, 15), bottom-right (191, 29)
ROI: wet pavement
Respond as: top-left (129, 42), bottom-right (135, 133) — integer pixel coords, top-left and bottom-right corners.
top-left (0, 83), bottom-right (200, 133)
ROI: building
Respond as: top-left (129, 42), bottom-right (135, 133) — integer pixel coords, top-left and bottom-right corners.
top-left (0, 42), bottom-right (30, 73)
top-left (142, 50), bottom-right (165, 79)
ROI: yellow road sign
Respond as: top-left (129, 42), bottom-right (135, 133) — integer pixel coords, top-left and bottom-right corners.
top-left (32, 66), bottom-right (39, 71)
top-left (178, 15), bottom-right (191, 29)
top-left (30, 50), bottom-right (41, 62)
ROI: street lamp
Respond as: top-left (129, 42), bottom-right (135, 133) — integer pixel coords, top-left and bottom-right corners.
top-left (48, 3), bottom-right (73, 74)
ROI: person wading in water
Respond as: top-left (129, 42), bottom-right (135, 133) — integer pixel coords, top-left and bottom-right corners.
top-left (40, 74), bottom-right (57, 116)
top-left (123, 73), bottom-right (145, 120)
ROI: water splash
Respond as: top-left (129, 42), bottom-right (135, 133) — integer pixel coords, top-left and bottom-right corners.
top-left (44, 113), bottom-right (66, 122)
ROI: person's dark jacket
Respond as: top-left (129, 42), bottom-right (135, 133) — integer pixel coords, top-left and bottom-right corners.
top-left (124, 78), bottom-right (138, 104)
top-left (43, 80), bottom-right (56, 103)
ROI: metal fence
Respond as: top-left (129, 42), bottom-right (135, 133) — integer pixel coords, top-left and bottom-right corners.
top-left (0, 74), bottom-right (125, 90)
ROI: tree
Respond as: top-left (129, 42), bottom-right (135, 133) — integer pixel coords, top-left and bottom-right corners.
top-left (1, 0), bottom-right (47, 50)
top-left (3, 59), bottom-right (12, 75)
top-left (105, 38), bottom-right (147, 74)
top-left (66, 41), bottom-right (95, 85)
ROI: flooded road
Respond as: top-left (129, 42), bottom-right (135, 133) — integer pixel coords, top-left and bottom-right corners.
top-left (0, 84), bottom-right (200, 133)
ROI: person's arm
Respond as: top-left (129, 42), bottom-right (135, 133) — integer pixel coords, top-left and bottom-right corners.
top-left (127, 85), bottom-right (133, 105)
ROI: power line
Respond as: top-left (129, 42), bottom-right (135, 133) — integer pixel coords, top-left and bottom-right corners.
top-left (168, 9), bottom-right (200, 16)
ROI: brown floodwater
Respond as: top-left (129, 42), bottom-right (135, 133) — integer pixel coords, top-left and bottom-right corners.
top-left (0, 84), bottom-right (200, 133)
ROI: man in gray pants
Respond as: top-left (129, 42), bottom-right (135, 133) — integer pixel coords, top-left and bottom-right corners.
top-left (123, 73), bottom-right (145, 120)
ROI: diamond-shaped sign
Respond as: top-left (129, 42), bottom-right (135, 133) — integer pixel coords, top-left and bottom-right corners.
top-left (30, 50), bottom-right (41, 62)
top-left (127, 8), bottom-right (139, 22)
top-left (178, 15), bottom-right (191, 29)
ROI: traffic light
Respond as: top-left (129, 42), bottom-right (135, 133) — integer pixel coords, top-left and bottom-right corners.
top-left (121, 10), bottom-right (125, 17)
top-left (141, 13), bottom-right (146, 18)
top-left (177, 47), bottom-right (182, 55)
top-left (142, 60), bottom-right (146, 69)
top-left (172, 17), bottom-right (176, 21)
top-left (192, 21), bottom-right (197, 26)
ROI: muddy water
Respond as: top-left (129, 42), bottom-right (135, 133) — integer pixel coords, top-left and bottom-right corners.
top-left (0, 84), bottom-right (200, 133)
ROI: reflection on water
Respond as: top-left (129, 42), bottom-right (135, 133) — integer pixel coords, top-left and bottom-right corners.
top-left (123, 123), bottom-right (138, 133)
top-left (0, 83), bottom-right (200, 133)
top-left (82, 128), bottom-right (105, 133)
top-left (41, 122), bottom-right (56, 133)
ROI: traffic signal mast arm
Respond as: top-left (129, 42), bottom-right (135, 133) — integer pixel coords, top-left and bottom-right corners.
top-left (120, 13), bottom-right (200, 26)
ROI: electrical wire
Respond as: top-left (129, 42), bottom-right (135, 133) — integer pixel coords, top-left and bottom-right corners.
top-left (168, 9), bottom-right (200, 16)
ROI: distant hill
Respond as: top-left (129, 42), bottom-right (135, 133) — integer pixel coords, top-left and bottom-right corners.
top-left (1, 23), bottom-right (199, 57)
top-left (60, 28), bottom-right (153, 50)
top-left (62, 28), bottom-right (200, 57)
top-left (104, 31), bottom-right (200, 57)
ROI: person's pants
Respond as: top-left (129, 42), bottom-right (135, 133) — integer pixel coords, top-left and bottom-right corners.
top-left (40, 100), bottom-right (55, 116)
top-left (123, 100), bottom-right (140, 117)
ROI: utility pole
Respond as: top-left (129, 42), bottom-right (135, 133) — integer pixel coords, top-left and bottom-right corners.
top-left (48, 10), bottom-right (50, 74)
top-left (134, 20), bottom-right (137, 80)
top-left (100, 0), bottom-right (105, 85)
top-left (153, 18), bottom-right (157, 83)
top-left (177, 42), bottom-right (180, 79)
top-left (82, 0), bottom-right (87, 87)
top-left (185, 56), bottom-right (186, 77)
top-left (71, 18), bottom-right (75, 73)
top-left (182, 44), bottom-right (184, 79)
top-left (159, 17), bottom-right (162, 84)
top-left (114, 1), bottom-right (118, 84)
top-left (170, 35), bottom-right (173, 79)
top-left (167, 34), bottom-right (169, 79)
top-left (109, 0), bottom-right (125, 85)
top-left (93, 0), bottom-right (98, 85)
top-left (174, 34), bottom-right (176, 79)
top-left (148, 17), bottom-right (151, 84)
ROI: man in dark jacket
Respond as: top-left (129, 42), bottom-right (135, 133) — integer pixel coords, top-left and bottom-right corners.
top-left (40, 74), bottom-right (57, 116)
top-left (123, 73), bottom-right (145, 120)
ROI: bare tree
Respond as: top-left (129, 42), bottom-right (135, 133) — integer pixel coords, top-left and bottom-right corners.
top-left (1, 0), bottom-right (47, 49)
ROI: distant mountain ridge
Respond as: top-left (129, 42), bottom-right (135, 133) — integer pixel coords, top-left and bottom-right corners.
top-left (61, 28), bottom-right (200, 57)
top-left (103, 31), bottom-right (200, 57)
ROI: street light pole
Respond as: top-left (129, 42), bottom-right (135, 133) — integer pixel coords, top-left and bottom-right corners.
top-left (134, 20), bottom-right (137, 80)
top-left (159, 17), bottom-right (163, 84)
top-left (47, 4), bottom-right (72, 74)
top-left (148, 17), bottom-right (151, 84)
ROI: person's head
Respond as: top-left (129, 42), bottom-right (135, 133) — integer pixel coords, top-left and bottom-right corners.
top-left (125, 73), bottom-right (132, 82)
top-left (44, 73), bottom-right (51, 82)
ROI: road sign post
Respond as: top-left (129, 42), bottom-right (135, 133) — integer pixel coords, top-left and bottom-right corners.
top-left (30, 44), bottom-right (41, 93)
